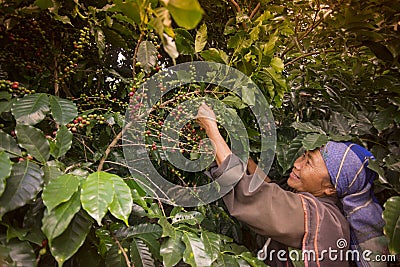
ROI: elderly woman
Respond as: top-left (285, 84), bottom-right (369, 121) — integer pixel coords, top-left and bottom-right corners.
top-left (197, 103), bottom-right (388, 267)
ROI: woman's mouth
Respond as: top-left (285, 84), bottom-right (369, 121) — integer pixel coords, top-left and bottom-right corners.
top-left (290, 172), bottom-right (300, 180)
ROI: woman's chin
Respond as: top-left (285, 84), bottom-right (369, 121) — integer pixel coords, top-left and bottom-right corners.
top-left (287, 176), bottom-right (301, 191)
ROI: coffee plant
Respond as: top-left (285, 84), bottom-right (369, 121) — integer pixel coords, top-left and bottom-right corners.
top-left (0, 0), bottom-right (399, 266)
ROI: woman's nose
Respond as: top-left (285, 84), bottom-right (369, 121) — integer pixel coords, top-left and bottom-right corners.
top-left (293, 157), bottom-right (302, 170)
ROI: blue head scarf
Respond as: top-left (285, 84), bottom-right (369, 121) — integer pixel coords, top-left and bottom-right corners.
top-left (320, 141), bottom-right (387, 266)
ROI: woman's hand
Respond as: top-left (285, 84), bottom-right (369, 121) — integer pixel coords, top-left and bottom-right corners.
top-left (196, 102), bottom-right (231, 165)
top-left (196, 102), bottom-right (218, 133)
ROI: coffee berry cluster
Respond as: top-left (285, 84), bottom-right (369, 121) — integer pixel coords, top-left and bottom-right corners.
top-left (0, 80), bottom-right (34, 96)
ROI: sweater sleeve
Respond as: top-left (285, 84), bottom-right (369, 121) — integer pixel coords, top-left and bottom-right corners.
top-left (209, 154), bottom-right (305, 248)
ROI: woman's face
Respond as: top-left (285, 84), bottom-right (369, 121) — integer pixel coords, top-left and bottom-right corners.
top-left (287, 149), bottom-right (334, 197)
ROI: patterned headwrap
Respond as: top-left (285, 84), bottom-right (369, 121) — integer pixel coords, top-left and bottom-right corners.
top-left (320, 141), bottom-right (387, 266)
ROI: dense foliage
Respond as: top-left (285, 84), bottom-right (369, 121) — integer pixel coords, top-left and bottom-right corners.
top-left (0, 0), bottom-right (399, 266)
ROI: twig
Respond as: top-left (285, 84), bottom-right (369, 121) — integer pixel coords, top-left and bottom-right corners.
top-left (97, 122), bottom-right (131, 172)
top-left (249, 2), bottom-right (261, 20)
top-left (228, 0), bottom-right (247, 30)
top-left (284, 49), bottom-right (336, 67)
top-left (281, 9), bottom-right (333, 57)
top-left (132, 32), bottom-right (145, 79)
top-left (112, 233), bottom-right (133, 267)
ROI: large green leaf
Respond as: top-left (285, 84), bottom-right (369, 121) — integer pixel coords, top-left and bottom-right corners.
top-left (175, 28), bottom-right (195, 55)
top-left (201, 230), bottom-right (221, 263)
top-left (291, 122), bottom-right (326, 134)
top-left (50, 210), bottom-right (92, 267)
top-left (15, 124), bottom-right (50, 163)
top-left (49, 96), bottom-right (77, 125)
top-left (42, 160), bottom-right (64, 185)
top-left (34, 0), bottom-right (53, 9)
top-left (7, 239), bottom-right (36, 267)
top-left (160, 232), bottom-right (185, 267)
top-left (0, 151), bottom-right (12, 196)
top-left (81, 171), bottom-right (115, 225)
top-left (302, 133), bottom-right (329, 150)
top-left (130, 238), bottom-right (155, 267)
top-left (212, 254), bottom-right (240, 267)
top-left (50, 125), bottom-right (73, 159)
top-left (137, 41), bottom-right (158, 73)
top-left (42, 191), bottom-right (81, 242)
top-left (11, 93), bottom-right (49, 125)
top-left (114, 0), bottom-right (141, 25)
top-left (42, 174), bottom-right (80, 211)
top-left (238, 251), bottom-right (269, 267)
top-left (195, 24), bottom-right (207, 53)
top-left (182, 231), bottom-right (212, 267)
top-left (108, 176), bottom-right (133, 225)
top-left (200, 48), bottom-right (229, 64)
top-left (0, 130), bottom-right (21, 157)
top-left (164, 0), bottom-right (203, 30)
top-left (383, 196), bottom-right (400, 254)
top-left (115, 223), bottom-right (162, 241)
top-left (277, 136), bottom-right (304, 173)
top-left (0, 160), bottom-right (43, 218)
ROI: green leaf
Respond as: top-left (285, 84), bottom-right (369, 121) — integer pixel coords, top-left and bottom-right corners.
top-left (109, 176), bottom-right (133, 225)
top-left (0, 130), bottom-right (21, 157)
top-left (115, 223), bottom-right (162, 241)
top-left (367, 159), bottom-right (387, 184)
top-left (0, 160), bottom-right (43, 218)
top-left (0, 99), bottom-right (12, 114)
top-left (50, 210), bottom-right (92, 267)
top-left (270, 57), bottom-right (284, 73)
top-left (238, 251), bottom-right (269, 267)
top-left (81, 171), bottom-right (115, 225)
top-left (42, 191), bottom-right (81, 242)
top-left (165, 0), bottom-right (203, 30)
top-left (160, 232), bottom-right (185, 267)
top-left (241, 87), bottom-right (255, 106)
top-left (11, 93), bottom-right (49, 125)
top-left (49, 95), bottom-right (77, 125)
top-left (114, 0), bottom-right (141, 25)
top-left (0, 151), bottom-right (12, 196)
top-left (373, 106), bottom-right (398, 132)
top-left (42, 174), bottom-right (80, 211)
top-left (175, 28), bottom-right (195, 55)
top-left (43, 160), bottom-right (64, 185)
top-left (277, 136), bottom-right (304, 173)
top-left (15, 124), bottom-right (50, 163)
top-left (383, 196), bottom-right (400, 254)
top-left (7, 239), bottom-right (36, 267)
top-left (195, 24), bottom-right (207, 53)
top-left (130, 238), bottom-right (155, 267)
top-left (51, 125), bottom-right (73, 159)
top-left (291, 122), bottom-right (326, 134)
top-left (34, 0), bottom-right (53, 9)
top-left (182, 231), bottom-right (212, 267)
top-left (212, 254), bottom-right (240, 267)
top-left (302, 134), bottom-right (329, 150)
top-left (137, 41), bottom-right (158, 73)
top-left (201, 230), bottom-right (221, 263)
top-left (200, 48), bottom-right (229, 64)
